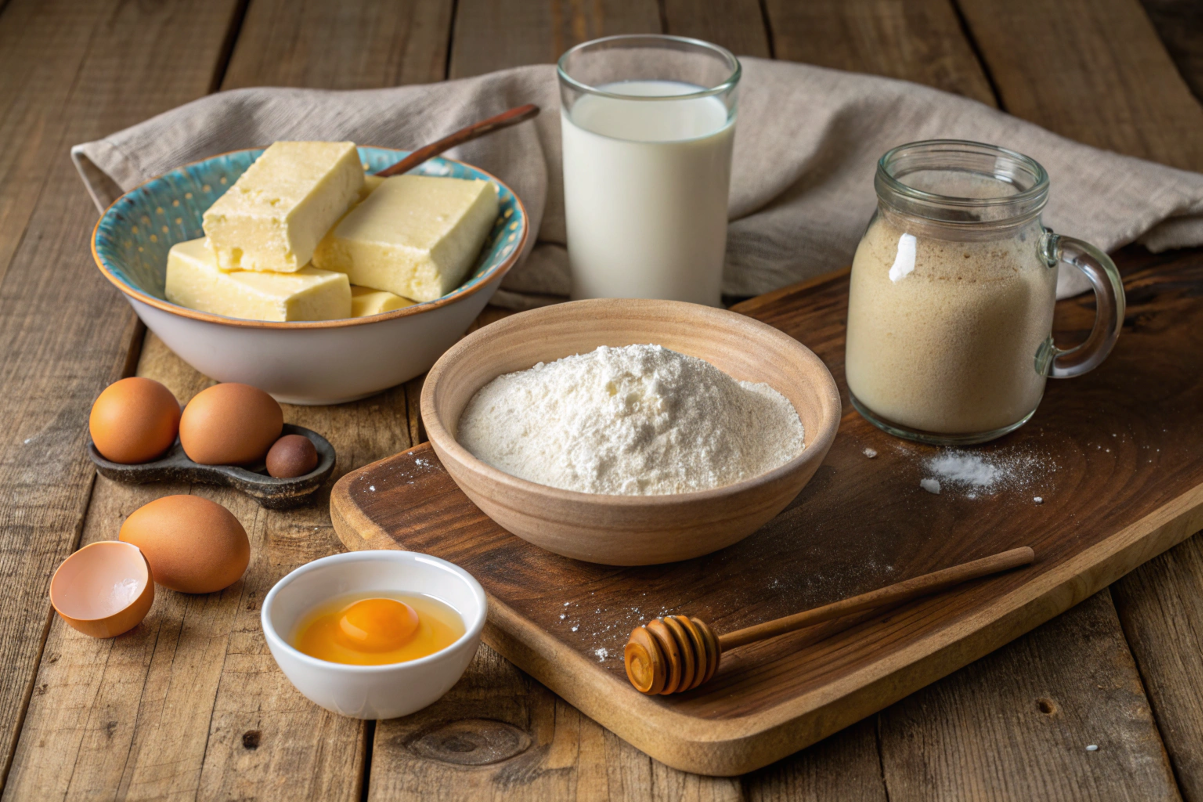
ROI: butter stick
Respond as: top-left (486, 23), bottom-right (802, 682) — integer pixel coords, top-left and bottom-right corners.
top-left (313, 175), bottom-right (499, 302)
top-left (202, 141), bottom-right (364, 273)
top-left (166, 238), bottom-right (351, 322)
top-left (351, 285), bottom-right (415, 317)
top-left (357, 174), bottom-right (385, 203)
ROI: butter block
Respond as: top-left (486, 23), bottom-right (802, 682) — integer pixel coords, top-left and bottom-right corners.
top-left (165, 238), bottom-right (351, 322)
top-left (357, 174), bottom-right (385, 203)
top-left (203, 141), bottom-right (364, 273)
top-left (351, 285), bottom-right (415, 317)
top-left (312, 175), bottom-right (499, 302)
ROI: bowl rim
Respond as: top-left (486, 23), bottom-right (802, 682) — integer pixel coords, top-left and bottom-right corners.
top-left (50, 541), bottom-right (152, 622)
top-left (91, 145), bottom-right (529, 330)
top-left (260, 549), bottom-right (487, 673)
top-left (421, 298), bottom-right (843, 507)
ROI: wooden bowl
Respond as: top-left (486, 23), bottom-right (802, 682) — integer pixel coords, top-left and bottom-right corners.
top-left (420, 299), bottom-right (841, 566)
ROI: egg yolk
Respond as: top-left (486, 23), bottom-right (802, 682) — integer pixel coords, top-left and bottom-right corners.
top-left (292, 592), bottom-right (465, 666)
top-left (336, 598), bottom-right (419, 652)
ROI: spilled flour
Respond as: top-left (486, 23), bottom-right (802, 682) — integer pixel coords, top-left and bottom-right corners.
top-left (458, 344), bottom-right (804, 495)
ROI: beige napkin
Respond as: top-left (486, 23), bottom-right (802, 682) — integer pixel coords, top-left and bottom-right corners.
top-left (73, 58), bottom-right (1203, 306)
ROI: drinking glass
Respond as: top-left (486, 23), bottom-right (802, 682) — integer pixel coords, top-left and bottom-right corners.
top-left (558, 35), bottom-right (740, 306)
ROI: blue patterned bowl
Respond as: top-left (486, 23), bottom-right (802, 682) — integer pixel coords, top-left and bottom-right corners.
top-left (92, 147), bottom-right (528, 404)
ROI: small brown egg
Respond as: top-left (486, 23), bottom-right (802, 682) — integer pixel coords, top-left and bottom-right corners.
top-left (266, 434), bottom-right (319, 478)
top-left (119, 495), bottom-right (250, 594)
top-left (89, 377), bottom-right (180, 464)
top-left (50, 541), bottom-right (154, 638)
top-left (179, 383), bottom-right (283, 465)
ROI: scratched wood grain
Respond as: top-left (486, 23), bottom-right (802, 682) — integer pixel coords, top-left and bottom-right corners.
top-left (1, 0), bottom-right (1199, 797)
top-left (2, 0), bottom-right (447, 797)
top-left (764, 0), bottom-right (996, 105)
top-left (957, 0), bottom-right (1203, 793)
top-left (0, 0), bottom-right (246, 790)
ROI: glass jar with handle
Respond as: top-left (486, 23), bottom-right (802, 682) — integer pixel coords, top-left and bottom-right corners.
top-left (845, 140), bottom-right (1125, 445)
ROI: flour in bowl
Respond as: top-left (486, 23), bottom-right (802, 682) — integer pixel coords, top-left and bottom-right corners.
top-left (456, 344), bottom-right (805, 495)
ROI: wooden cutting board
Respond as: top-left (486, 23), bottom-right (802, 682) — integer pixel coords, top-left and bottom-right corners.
top-left (330, 254), bottom-right (1203, 776)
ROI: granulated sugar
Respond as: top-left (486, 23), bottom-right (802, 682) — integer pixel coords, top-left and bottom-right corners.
top-left (927, 453), bottom-right (1000, 487)
top-left (458, 344), bottom-right (804, 495)
top-left (922, 448), bottom-right (1047, 495)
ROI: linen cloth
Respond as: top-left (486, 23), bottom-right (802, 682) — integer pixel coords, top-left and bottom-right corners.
top-left (73, 58), bottom-right (1203, 305)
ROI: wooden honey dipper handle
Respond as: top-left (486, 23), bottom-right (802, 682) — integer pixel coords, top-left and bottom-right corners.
top-left (375, 103), bottom-right (540, 178)
top-left (624, 547), bottom-right (1035, 695)
top-left (719, 546), bottom-right (1035, 650)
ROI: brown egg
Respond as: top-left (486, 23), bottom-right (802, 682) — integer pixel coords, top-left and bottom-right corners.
top-left (179, 383), bottom-right (283, 465)
top-left (89, 377), bottom-right (180, 464)
top-left (50, 541), bottom-right (154, 638)
top-left (266, 434), bottom-right (320, 478)
top-left (119, 495), bottom-right (250, 594)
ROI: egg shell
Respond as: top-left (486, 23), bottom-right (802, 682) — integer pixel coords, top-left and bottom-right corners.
top-left (89, 377), bottom-right (180, 464)
top-left (266, 434), bottom-right (320, 478)
top-left (50, 541), bottom-right (154, 638)
top-left (179, 383), bottom-right (283, 465)
top-left (119, 495), bottom-right (250, 594)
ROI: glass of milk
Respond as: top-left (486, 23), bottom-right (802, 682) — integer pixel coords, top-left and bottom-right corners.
top-left (558, 35), bottom-right (740, 306)
top-left (845, 140), bottom-right (1126, 445)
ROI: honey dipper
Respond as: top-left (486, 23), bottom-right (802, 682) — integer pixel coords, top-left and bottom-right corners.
top-left (624, 546), bottom-right (1035, 695)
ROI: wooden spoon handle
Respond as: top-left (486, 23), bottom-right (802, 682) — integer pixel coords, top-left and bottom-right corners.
top-left (717, 546), bottom-right (1035, 651)
top-left (374, 103), bottom-right (540, 178)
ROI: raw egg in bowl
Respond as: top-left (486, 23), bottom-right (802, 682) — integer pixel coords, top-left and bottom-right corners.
top-left (261, 550), bottom-right (485, 719)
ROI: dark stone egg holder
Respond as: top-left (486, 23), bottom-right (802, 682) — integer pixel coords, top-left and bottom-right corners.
top-left (87, 424), bottom-right (336, 509)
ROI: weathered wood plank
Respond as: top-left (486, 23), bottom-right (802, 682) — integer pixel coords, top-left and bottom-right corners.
top-left (762, 1), bottom-right (1191, 796)
top-left (957, 0), bottom-right (1203, 172)
top-left (372, 6), bottom-right (875, 801)
top-left (959, 1), bottom-right (1203, 795)
top-left (4, 0), bottom-right (455, 797)
top-left (370, 646), bottom-right (747, 800)
top-left (5, 336), bottom-right (389, 799)
top-left (0, 0), bottom-right (100, 288)
top-left (223, 0), bottom-right (453, 90)
top-left (741, 721), bottom-right (886, 801)
top-left (763, 0), bottom-right (997, 105)
top-left (0, 0), bottom-right (245, 790)
top-left (448, 0), bottom-right (661, 78)
top-left (879, 591), bottom-right (1179, 801)
top-left (1141, 0), bottom-right (1203, 100)
top-left (1112, 548), bottom-right (1203, 801)
top-left (663, 0), bottom-right (772, 59)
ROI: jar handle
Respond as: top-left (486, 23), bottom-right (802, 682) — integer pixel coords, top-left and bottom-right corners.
top-left (1039, 232), bottom-right (1126, 379)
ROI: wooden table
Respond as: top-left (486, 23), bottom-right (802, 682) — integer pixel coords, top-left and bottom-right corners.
top-left (1, 0), bottom-right (1200, 798)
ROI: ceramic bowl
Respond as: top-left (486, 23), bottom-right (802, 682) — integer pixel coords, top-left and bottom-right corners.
top-left (261, 550), bottom-right (486, 720)
top-left (92, 148), bottom-right (528, 405)
top-left (421, 298), bottom-right (842, 566)
top-left (50, 541), bottom-right (155, 638)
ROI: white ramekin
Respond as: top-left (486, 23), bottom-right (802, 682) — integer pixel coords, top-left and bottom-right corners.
top-left (261, 550), bottom-right (486, 719)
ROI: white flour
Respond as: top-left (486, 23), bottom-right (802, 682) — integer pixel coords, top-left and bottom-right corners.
top-left (457, 344), bottom-right (805, 495)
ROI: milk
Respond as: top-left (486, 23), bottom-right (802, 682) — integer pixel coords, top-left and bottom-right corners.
top-left (561, 80), bottom-right (735, 305)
